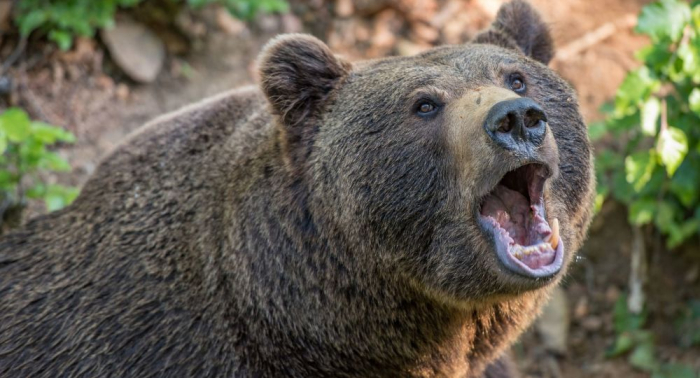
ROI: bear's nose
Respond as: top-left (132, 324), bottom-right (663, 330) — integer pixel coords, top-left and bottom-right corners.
top-left (484, 98), bottom-right (547, 152)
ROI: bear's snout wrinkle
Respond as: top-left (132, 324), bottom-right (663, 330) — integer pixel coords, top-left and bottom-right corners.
top-left (484, 97), bottom-right (547, 154)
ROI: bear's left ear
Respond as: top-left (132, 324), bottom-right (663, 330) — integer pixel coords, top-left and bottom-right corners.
top-left (258, 34), bottom-right (350, 127)
top-left (473, 0), bottom-right (554, 65)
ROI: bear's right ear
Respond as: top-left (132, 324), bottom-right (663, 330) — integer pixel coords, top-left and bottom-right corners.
top-left (473, 0), bottom-right (554, 65)
top-left (258, 34), bottom-right (350, 128)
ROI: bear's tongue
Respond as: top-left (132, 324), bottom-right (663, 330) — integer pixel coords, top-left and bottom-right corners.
top-left (480, 184), bottom-right (557, 269)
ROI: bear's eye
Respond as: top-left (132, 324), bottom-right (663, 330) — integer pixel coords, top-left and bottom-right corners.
top-left (509, 75), bottom-right (526, 93)
top-left (416, 101), bottom-right (438, 116)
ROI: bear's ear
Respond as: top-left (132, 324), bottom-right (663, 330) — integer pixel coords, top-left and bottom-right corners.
top-left (258, 34), bottom-right (350, 127)
top-left (473, 0), bottom-right (554, 65)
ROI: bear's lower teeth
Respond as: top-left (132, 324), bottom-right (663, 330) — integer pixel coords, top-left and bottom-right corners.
top-left (511, 243), bottom-right (550, 260)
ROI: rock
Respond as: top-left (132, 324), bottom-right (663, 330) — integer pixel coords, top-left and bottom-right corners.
top-left (396, 39), bottom-right (430, 56)
top-left (216, 7), bottom-right (247, 35)
top-left (474, 0), bottom-right (505, 18)
top-left (581, 316), bottom-right (603, 332)
top-left (605, 286), bottom-right (620, 303)
top-left (0, 76), bottom-right (12, 96)
top-left (411, 22), bottom-right (439, 43)
top-left (354, 0), bottom-right (393, 16)
top-left (335, 0), bottom-right (354, 17)
top-left (59, 37), bottom-right (97, 64)
top-left (430, 0), bottom-right (462, 29)
top-left (116, 83), bottom-right (130, 101)
top-left (95, 75), bottom-right (115, 91)
top-left (536, 287), bottom-right (570, 355)
top-left (573, 296), bottom-right (588, 319)
top-left (258, 15), bottom-right (280, 33)
top-left (372, 9), bottom-right (400, 49)
top-left (403, 0), bottom-right (438, 23)
top-left (281, 14), bottom-right (303, 33)
top-left (101, 18), bottom-right (165, 84)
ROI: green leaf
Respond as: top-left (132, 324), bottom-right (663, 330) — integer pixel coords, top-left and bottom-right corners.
top-left (588, 121), bottom-right (608, 141)
top-left (638, 166), bottom-right (666, 198)
top-left (640, 97), bottom-right (661, 136)
top-left (629, 198), bottom-right (656, 225)
top-left (652, 363), bottom-right (697, 378)
top-left (670, 158), bottom-right (700, 207)
top-left (606, 332), bottom-right (635, 357)
top-left (636, 0), bottom-right (692, 42)
top-left (48, 29), bottom-right (73, 51)
top-left (677, 38), bottom-right (700, 78)
top-left (0, 170), bottom-right (15, 189)
top-left (25, 184), bottom-right (46, 199)
top-left (0, 108), bottom-right (32, 142)
top-left (637, 43), bottom-right (674, 71)
top-left (607, 112), bottom-right (641, 134)
top-left (668, 219), bottom-right (700, 248)
top-left (597, 150), bottom-right (625, 171)
top-left (625, 150), bottom-right (657, 192)
top-left (614, 294), bottom-right (647, 332)
top-left (656, 127), bottom-right (688, 176)
top-left (0, 130), bottom-right (7, 155)
top-left (612, 170), bottom-right (635, 203)
top-left (629, 341), bottom-right (658, 372)
top-left (44, 184), bottom-right (79, 212)
top-left (689, 88), bottom-right (700, 116)
top-left (615, 67), bottom-right (659, 116)
top-left (41, 152), bottom-right (72, 172)
top-left (654, 200), bottom-right (678, 233)
top-left (31, 122), bottom-right (76, 144)
top-left (18, 10), bottom-right (47, 36)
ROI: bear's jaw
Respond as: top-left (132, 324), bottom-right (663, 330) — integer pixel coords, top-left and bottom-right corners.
top-left (479, 163), bottom-right (563, 278)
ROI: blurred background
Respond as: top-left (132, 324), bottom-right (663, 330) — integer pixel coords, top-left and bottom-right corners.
top-left (0, 0), bottom-right (698, 377)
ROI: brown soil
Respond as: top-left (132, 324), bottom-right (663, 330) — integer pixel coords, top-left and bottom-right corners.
top-left (1, 0), bottom-right (698, 377)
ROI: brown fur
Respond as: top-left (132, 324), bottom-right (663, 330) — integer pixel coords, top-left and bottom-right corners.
top-left (0, 1), bottom-right (594, 377)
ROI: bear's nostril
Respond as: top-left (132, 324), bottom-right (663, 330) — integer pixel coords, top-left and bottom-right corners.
top-left (498, 113), bottom-right (517, 133)
top-left (498, 120), bottom-right (510, 133)
top-left (525, 109), bottom-right (545, 129)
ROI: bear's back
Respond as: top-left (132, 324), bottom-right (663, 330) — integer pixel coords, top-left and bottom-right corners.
top-left (0, 86), bottom-right (271, 377)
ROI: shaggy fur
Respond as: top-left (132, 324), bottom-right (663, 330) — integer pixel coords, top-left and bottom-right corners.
top-left (0, 1), bottom-right (594, 377)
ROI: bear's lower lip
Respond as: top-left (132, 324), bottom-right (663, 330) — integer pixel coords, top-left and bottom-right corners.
top-left (478, 163), bottom-right (564, 278)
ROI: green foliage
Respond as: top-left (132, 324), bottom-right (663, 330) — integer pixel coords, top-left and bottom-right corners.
top-left (593, 0), bottom-right (700, 249)
top-left (14, 0), bottom-right (289, 50)
top-left (15, 0), bottom-right (143, 50)
top-left (187, 0), bottom-right (288, 21)
top-left (676, 299), bottom-right (700, 348)
top-left (0, 108), bottom-right (78, 215)
top-left (607, 295), bottom-right (697, 377)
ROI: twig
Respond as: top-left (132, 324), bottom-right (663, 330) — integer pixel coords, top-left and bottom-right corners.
top-left (628, 226), bottom-right (647, 314)
top-left (553, 14), bottom-right (637, 62)
top-left (16, 64), bottom-right (47, 121)
top-left (1, 35), bottom-right (27, 75)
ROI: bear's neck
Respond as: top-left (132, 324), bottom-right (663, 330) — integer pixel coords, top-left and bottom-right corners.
top-left (213, 154), bottom-right (545, 377)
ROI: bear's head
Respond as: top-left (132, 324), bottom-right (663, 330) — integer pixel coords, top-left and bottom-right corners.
top-left (258, 0), bottom-right (594, 303)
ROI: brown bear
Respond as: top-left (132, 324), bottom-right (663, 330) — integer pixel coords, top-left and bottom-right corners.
top-left (0, 1), bottom-right (595, 377)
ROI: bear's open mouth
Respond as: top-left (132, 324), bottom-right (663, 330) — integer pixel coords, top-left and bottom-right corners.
top-left (478, 163), bottom-right (564, 278)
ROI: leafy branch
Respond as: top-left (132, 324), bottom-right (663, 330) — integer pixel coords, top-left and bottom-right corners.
top-left (0, 108), bottom-right (78, 231)
top-left (593, 0), bottom-right (700, 249)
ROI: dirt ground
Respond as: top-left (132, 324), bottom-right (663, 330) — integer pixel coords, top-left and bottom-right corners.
top-left (2, 0), bottom-right (699, 377)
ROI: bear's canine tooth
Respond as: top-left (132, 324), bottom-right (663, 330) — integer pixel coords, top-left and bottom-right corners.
top-left (549, 218), bottom-right (560, 249)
